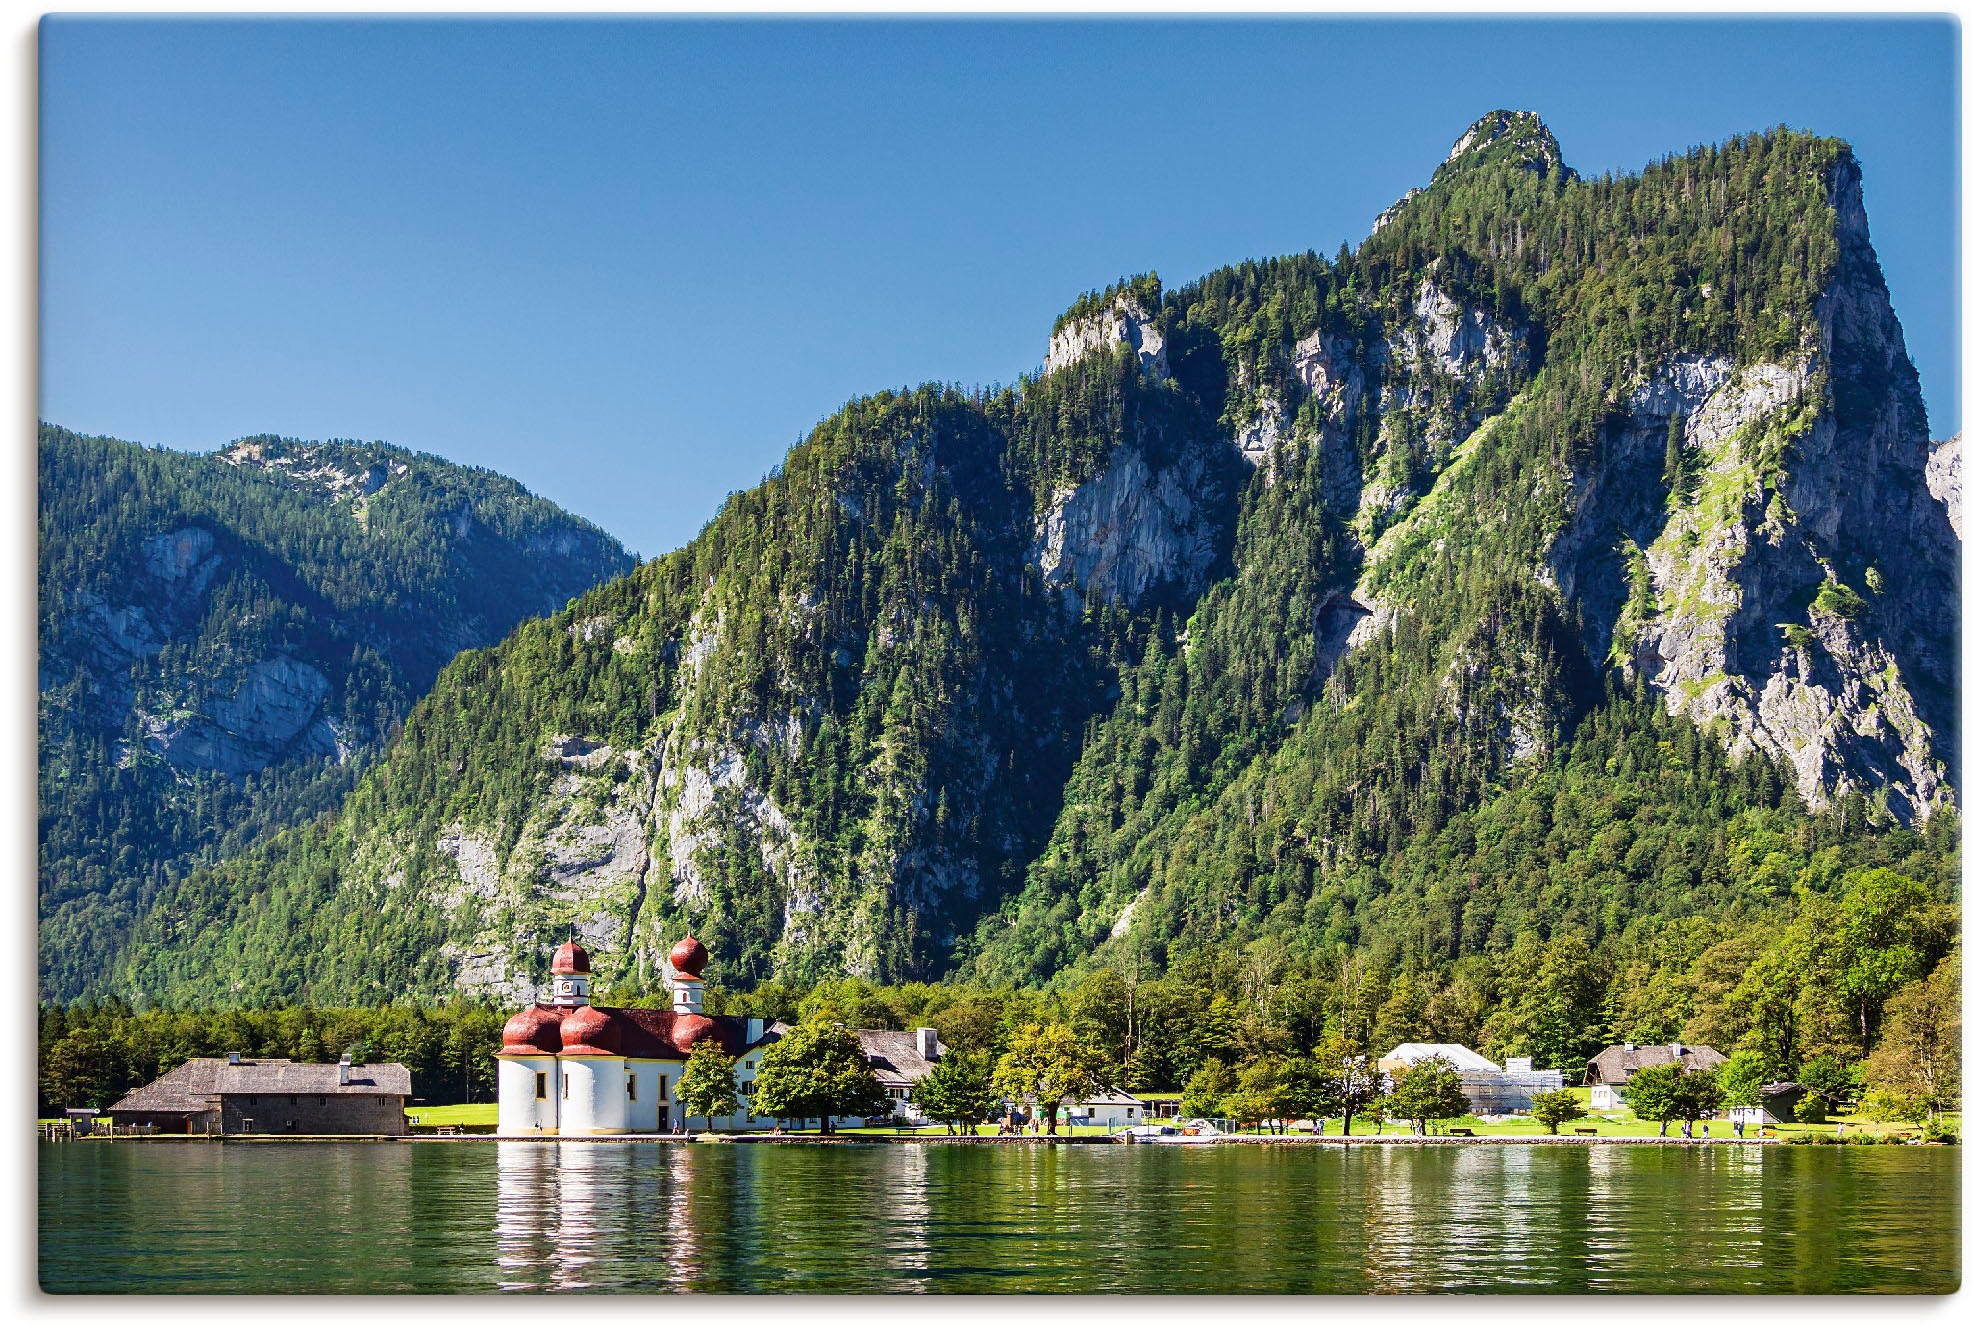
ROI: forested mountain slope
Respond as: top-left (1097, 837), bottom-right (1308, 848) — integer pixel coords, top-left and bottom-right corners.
top-left (964, 112), bottom-right (1961, 982)
top-left (105, 112), bottom-right (1959, 1007)
top-left (39, 428), bottom-right (634, 999)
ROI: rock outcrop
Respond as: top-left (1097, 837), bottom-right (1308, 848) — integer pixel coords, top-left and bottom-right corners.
top-left (1927, 435), bottom-right (1959, 536)
top-left (1045, 295), bottom-right (1168, 380)
top-left (153, 656), bottom-right (340, 774)
top-left (1030, 444), bottom-right (1223, 612)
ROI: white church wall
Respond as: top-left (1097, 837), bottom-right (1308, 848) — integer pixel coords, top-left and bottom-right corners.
top-left (625, 1058), bottom-right (666, 1131)
top-left (498, 1056), bottom-right (559, 1134)
top-left (563, 1057), bottom-right (630, 1134)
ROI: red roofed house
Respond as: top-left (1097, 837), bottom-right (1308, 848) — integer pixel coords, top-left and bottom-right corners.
top-left (496, 935), bottom-right (786, 1135)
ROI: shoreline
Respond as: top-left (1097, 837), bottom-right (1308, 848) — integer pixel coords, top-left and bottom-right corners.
top-left (57, 1131), bottom-right (1796, 1147)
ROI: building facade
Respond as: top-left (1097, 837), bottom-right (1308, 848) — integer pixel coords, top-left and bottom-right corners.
top-left (1067, 1088), bottom-right (1149, 1128)
top-left (107, 1055), bottom-right (411, 1135)
top-left (1585, 1041), bottom-right (1726, 1108)
top-left (496, 936), bottom-right (787, 1135)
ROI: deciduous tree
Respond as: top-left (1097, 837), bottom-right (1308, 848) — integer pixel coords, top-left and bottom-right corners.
top-left (994, 1022), bottom-right (1100, 1135)
top-left (751, 1021), bottom-right (886, 1134)
top-left (677, 1040), bottom-right (739, 1127)
top-left (1531, 1089), bottom-right (1585, 1135)
top-left (1387, 1055), bottom-right (1471, 1135)
top-left (914, 1049), bottom-right (999, 1133)
top-left (1866, 952), bottom-right (1961, 1119)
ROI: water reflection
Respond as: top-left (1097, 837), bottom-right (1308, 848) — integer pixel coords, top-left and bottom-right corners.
top-left (44, 1140), bottom-right (1960, 1294)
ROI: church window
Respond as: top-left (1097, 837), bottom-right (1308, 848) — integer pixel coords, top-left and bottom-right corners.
top-left (659, 1075), bottom-right (669, 1101)
top-left (563, 1076), bottom-right (570, 1100)
top-left (534, 1072), bottom-right (547, 1100)
top-left (627, 1073), bottom-right (638, 1101)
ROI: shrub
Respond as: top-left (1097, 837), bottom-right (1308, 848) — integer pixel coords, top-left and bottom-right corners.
top-left (1861, 1088), bottom-right (1928, 1123)
top-left (1812, 580), bottom-right (1866, 619)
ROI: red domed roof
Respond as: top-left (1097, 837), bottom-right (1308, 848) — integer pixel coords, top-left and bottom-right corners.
top-left (559, 1003), bottom-right (621, 1056)
top-left (669, 935), bottom-right (709, 978)
top-left (670, 1012), bottom-right (720, 1053)
top-left (550, 939), bottom-right (592, 975)
top-left (499, 1004), bottom-right (565, 1056)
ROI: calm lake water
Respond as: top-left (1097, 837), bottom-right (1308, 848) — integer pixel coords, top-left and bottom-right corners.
top-left (39, 1139), bottom-right (1960, 1294)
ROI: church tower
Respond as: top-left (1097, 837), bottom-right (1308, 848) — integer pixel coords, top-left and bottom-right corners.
top-left (548, 938), bottom-right (592, 1007)
top-left (668, 936), bottom-right (709, 1013)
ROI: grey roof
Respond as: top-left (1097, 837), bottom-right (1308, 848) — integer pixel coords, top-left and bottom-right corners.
top-left (109, 1058), bottom-right (410, 1114)
top-left (1587, 1044), bottom-right (1725, 1084)
top-left (852, 1030), bottom-right (939, 1088)
top-left (1074, 1087), bottom-right (1146, 1107)
top-left (108, 1058), bottom-right (225, 1115)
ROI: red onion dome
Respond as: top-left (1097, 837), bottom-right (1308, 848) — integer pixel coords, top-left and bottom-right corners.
top-left (550, 939), bottom-right (592, 975)
top-left (669, 935), bottom-right (709, 978)
top-left (669, 1013), bottom-right (720, 1055)
top-left (559, 1004), bottom-right (621, 1056)
top-left (499, 1005), bottom-right (564, 1055)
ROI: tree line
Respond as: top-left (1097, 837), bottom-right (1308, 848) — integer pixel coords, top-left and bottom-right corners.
top-left (41, 862), bottom-right (1956, 1128)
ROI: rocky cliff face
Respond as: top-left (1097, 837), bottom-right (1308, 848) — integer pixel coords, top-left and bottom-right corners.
top-left (1029, 443), bottom-right (1225, 613)
top-left (1545, 161), bottom-right (1958, 821)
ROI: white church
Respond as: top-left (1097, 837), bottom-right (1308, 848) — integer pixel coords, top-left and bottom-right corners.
top-left (496, 935), bottom-right (788, 1135)
top-left (496, 933), bottom-right (1145, 1134)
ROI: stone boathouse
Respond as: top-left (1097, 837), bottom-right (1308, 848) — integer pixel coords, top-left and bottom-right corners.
top-left (107, 1054), bottom-right (412, 1135)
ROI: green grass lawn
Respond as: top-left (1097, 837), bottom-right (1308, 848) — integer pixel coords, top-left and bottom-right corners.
top-left (396, 1093), bottom-right (1954, 1142)
top-left (1216, 1087), bottom-right (1954, 1141)
top-left (407, 1103), bottom-right (499, 1128)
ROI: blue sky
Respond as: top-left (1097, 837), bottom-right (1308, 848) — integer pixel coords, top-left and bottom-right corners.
top-left (41, 16), bottom-right (1960, 559)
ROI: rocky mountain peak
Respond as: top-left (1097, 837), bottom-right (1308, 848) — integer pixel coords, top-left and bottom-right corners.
top-left (1374, 111), bottom-right (1571, 235)
top-left (1436, 109), bottom-right (1572, 182)
top-left (220, 435), bottom-right (410, 505)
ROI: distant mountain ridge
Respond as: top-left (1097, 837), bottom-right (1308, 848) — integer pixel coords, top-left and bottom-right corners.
top-left (92, 112), bottom-right (1959, 1007)
top-left (38, 426), bottom-right (635, 1000)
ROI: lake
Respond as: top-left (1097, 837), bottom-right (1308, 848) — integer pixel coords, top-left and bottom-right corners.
top-left (38, 1139), bottom-right (1960, 1294)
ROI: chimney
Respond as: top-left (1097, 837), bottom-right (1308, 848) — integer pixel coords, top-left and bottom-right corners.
top-left (916, 1028), bottom-right (940, 1061)
top-left (1623, 1041), bottom-right (1635, 1052)
top-left (1670, 1041), bottom-right (1684, 1060)
top-left (227, 1051), bottom-right (241, 1066)
top-left (338, 1053), bottom-right (352, 1087)
top-left (746, 1017), bottom-right (766, 1045)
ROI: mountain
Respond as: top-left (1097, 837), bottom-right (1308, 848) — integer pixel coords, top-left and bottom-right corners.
top-left (104, 113), bottom-right (1958, 1007)
top-left (38, 427), bottom-right (635, 999)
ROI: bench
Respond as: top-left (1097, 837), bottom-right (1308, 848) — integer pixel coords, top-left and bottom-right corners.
top-left (1447, 1128), bottom-right (1475, 1137)
top-left (1574, 1128), bottom-right (1598, 1136)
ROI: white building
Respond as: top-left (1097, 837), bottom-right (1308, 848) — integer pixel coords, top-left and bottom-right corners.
top-left (496, 936), bottom-right (786, 1135)
top-left (1066, 1087), bottom-right (1149, 1129)
top-left (1375, 1042), bottom-right (1564, 1115)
